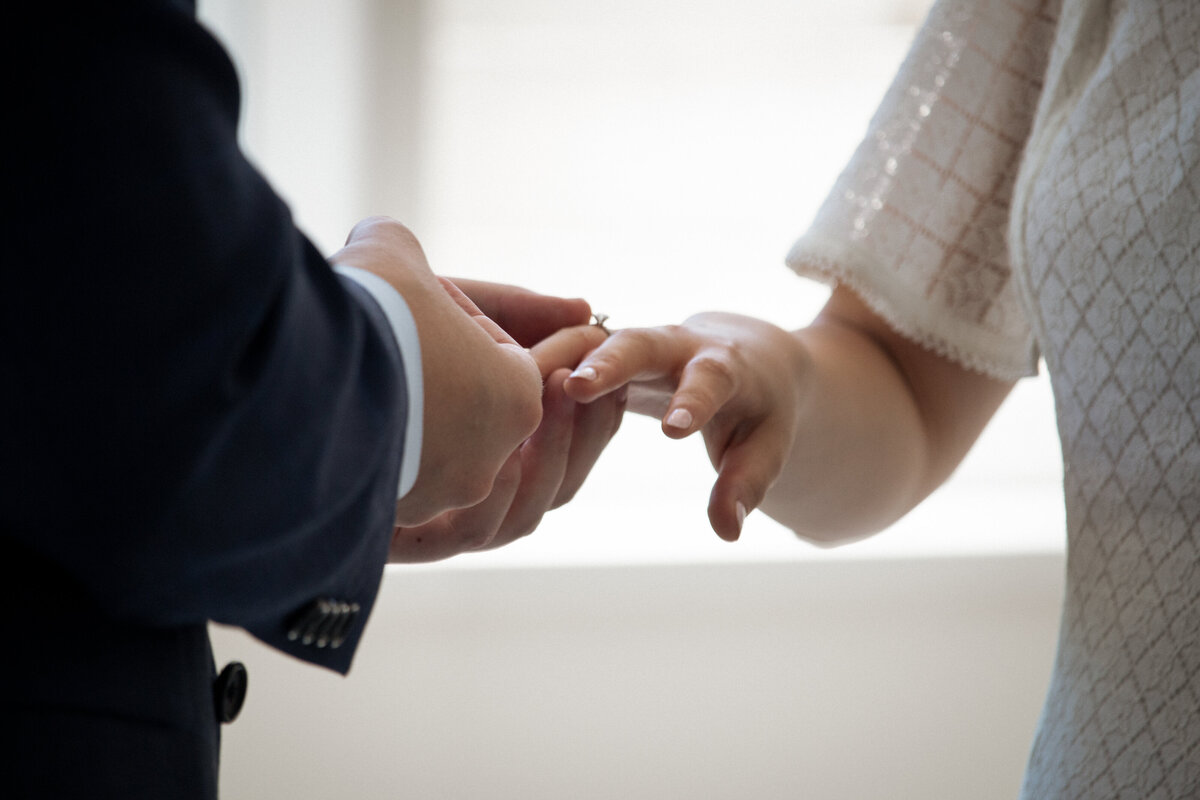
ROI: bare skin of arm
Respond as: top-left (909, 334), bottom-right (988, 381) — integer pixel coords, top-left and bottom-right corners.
top-left (557, 285), bottom-right (1014, 544)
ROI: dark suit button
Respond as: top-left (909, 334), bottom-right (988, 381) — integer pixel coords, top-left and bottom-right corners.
top-left (213, 661), bottom-right (248, 723)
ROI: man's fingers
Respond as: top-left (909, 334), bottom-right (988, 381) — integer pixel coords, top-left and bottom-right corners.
top-left (436, 276), bottom-right (522, 348)
top-left (564, 327), bottom-right (689, 403)
top-left (552, 385), bottom-right (626, 508)
top-left (389, 450), bottom-right (524, 563)
top-left (530, 325), bottom-right (609, 380)
top-left (435, 274), bottom-right (484, 315)
top-left (482, 369), bottom-right (576, 548)
top-left (450, 278), bottom-right (592, 346)
top-left (343, 216), bottom-right (422, 250)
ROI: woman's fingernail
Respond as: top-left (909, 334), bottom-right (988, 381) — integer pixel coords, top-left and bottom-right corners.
top-left (571, 365), bottom-right (598, 381)
top-left (665, 408), bottom-right (693, 430)
top-left (736, 501), bottom-right (748, 530)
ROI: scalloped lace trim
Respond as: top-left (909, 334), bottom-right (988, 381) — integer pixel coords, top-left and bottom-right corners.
top-left (786, 249), bottom-right (1039, 383)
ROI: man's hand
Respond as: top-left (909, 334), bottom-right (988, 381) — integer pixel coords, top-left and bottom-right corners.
top-left (332, 217), bottom-right (544, 527)
top-left (389, 324), bottom-right (623, 562)
top-left (448, 278), bottom-right (592, 347)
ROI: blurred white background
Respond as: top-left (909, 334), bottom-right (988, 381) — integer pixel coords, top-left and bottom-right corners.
top-left (201, 0), bottom-right (1065, 567)
top-left (199, 1), bottom-right (1066, 797)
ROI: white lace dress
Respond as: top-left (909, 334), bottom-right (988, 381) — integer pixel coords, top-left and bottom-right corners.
top-left (787, 0), bottom-right (1199, 796)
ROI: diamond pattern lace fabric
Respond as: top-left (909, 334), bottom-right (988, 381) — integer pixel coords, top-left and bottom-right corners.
top-left (789, 0), bottom-right (1200, 797)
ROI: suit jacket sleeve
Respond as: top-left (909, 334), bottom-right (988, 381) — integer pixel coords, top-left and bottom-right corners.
top-left (3, 0), bottom-right (406, 673)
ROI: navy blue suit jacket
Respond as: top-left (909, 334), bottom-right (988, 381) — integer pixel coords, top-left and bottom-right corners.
top-left (3, 1), bottom-right (407, 795)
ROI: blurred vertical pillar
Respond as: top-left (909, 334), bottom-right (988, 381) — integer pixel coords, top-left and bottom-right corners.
top-left (200, 0), bottom-right (408, 252)
top-left (362, 0), bottom-right (428, 229)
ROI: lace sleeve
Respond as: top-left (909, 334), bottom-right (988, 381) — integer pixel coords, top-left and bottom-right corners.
top-left (787, 0), bottom-right (1060, 380)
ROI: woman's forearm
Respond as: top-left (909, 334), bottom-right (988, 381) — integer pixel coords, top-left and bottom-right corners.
top-left (766, 291), bottom-right (1013, 544)
top-left (761, 320), bottom-right (930, 543)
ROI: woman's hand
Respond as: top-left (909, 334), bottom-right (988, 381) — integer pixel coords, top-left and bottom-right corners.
top-left (552, 287), bottom-right (1015, 546)
top-left (559, 313), bottom-right (812, 541)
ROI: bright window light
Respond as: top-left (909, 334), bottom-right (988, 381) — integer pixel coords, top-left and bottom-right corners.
top-left (201, 0), bottom-right (1065, 568)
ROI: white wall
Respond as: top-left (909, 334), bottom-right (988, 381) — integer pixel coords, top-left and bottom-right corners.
top-left (212, 554), bottom-right (1063, 799)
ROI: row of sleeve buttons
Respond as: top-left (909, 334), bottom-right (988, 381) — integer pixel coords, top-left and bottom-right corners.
top-left (286, 598), bottom-right (361, 649)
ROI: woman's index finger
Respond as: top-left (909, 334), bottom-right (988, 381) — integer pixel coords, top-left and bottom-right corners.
top-left (564, 326), bottom-right (691, 402)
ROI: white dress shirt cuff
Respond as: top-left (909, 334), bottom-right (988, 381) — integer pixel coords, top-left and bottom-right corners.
top-left (333, 265), bottom-right (423, 499)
